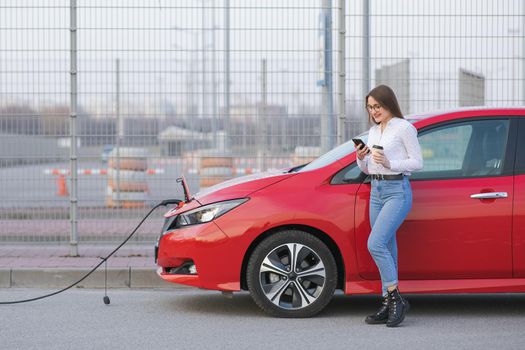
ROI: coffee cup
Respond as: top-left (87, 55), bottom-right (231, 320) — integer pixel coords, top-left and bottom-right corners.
top-left (371, 145), bottom-right (384, 157)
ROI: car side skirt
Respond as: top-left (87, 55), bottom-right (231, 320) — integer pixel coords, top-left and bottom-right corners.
top-left (346, 279), bottom-right (525, 294)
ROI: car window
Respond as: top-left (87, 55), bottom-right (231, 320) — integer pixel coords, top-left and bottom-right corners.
top-left (330, 162), bottom-right (365, 184)
top-left (418, 124), bottom-right (472, 172)
top-left (411, 119), bottom-right (510, 180)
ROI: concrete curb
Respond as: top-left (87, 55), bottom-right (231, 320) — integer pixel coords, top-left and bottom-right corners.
top-left (0, 269), bottom-right (10, 288)
top-left (0, 268), bottom-right (190, 289)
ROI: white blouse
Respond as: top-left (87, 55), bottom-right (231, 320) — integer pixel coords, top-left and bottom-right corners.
top-left (356, 117), bottom-right (423, 175)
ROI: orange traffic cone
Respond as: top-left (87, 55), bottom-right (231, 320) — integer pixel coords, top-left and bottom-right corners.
top-left (56, 174), bottom-right (69, 197)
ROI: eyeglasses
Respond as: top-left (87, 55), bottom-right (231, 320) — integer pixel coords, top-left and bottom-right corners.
top-left (366, 104), bottom-right (382, 112)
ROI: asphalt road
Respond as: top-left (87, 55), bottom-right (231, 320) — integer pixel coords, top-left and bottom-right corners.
top-left (1, 289), bottom-right (524, 349)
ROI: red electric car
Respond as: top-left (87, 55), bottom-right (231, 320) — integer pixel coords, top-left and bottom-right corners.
top-left (156, 108), bottom-right (525, 317)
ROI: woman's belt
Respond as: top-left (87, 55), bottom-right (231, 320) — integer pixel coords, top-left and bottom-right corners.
top-left (370, 174), bottom-right (405, 180)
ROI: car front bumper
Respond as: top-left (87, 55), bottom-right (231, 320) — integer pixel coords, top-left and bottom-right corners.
top-left (156, 220), bottom-right (242, 291)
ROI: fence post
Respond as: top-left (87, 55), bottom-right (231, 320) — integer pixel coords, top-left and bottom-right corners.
top-left (523, 0), bottom-right (525, 105)
top-left (69, 0), bottom-right (79, 256)
top-left (338, 0), bottom-right (346, 145)
top-left (116, 58), bottom-right (121, 206)
top-left (363, 0), bottom-right (371, 98)
top-left (224, 0), bottom-right (230, 152)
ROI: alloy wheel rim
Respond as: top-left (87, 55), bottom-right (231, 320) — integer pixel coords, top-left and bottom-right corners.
top-left (259, 243), bottom-right (326, 310)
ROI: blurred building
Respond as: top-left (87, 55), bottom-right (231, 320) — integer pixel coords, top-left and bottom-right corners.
top-left (375, 59), bottom-right (411, 114)
top-left (158, 126), bottom-right (211, 156)
top-left (459, 69), bottom-right (485, 107)
top-left (227, 103), bottom-right (289, 154)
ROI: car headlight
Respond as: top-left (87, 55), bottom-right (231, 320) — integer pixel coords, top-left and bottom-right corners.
top-left (175, 198), bottom-right (249, 227)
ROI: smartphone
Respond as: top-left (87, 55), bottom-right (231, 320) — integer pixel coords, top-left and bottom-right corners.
top-left (352, 138), bottom-right (370, 153)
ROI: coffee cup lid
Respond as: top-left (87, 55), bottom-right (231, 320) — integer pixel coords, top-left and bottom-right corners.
top-left (372, 145), bottom-right (384, 150)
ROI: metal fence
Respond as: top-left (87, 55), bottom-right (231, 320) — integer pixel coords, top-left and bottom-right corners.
top-left (0, 0), bottom-right (523, 250)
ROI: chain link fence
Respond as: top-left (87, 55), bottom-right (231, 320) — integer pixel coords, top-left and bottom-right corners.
top-left (0, 0), bottom-right (523, 247)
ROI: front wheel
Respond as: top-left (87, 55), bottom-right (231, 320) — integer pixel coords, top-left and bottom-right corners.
top-left (246, 230), bottom-right (337, 318)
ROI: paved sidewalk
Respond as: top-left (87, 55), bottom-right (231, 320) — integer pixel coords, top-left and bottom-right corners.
top-left (0, 244), bottom-right (155, 268)
top-left (0, 243), bottom-right (185, 289)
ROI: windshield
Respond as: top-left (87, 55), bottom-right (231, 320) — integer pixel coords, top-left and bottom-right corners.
top-left (298, 132), bottom-right (369, 172)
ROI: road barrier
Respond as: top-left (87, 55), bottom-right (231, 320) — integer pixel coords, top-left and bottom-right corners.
top-left (44, 167), bottom-right (164, 201)
top-left (44, 168), bottom-right (164, 176)
top-left (106, 148), bottom-right (149, 208)
top-left (199, 155), bottom-right (234, 188)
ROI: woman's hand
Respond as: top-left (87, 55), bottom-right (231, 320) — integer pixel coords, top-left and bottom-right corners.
top-left (356, 144), bottom-right (370, 160)
top-left (372, 151), bottom-right (391, 169)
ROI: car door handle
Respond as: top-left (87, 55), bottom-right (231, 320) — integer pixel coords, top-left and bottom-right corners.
top-left (470, 192), bottom-right (508, 199)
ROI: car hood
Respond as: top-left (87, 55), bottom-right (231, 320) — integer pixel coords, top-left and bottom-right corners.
top-left (194, 169), bottom-right (297, 205)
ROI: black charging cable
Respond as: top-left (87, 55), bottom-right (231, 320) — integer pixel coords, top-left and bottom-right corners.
top-left (0, 199), bottom-right (182, 305)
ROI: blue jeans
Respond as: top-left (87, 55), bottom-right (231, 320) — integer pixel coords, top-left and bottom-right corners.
top-left (368, 177), bottom-right (412, 297)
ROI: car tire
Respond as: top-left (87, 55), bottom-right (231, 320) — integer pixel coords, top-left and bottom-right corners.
top-left (246, 230), bottom-right (337, 318)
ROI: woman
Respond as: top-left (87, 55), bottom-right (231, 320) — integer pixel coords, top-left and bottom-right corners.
top-left (355, 85), bottom-right (423, 327)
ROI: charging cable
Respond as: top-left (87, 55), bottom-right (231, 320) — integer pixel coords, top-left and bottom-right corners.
top-left (0, 199), bottom-right (182, 305)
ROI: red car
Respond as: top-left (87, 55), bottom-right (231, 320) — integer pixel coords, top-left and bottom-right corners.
top-left (156, 108), bottom-right (525, 317)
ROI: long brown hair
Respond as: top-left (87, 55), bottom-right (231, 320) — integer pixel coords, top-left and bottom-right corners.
top-left (366, 85), bottom-right (404, 125)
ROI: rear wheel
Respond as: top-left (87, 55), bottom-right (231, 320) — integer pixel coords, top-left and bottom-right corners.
top-left (246, 230), bottom-right (337, 318)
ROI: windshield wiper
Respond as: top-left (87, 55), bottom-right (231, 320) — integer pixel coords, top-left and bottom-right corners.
top-left (287, 163), bottom-right (309, 173)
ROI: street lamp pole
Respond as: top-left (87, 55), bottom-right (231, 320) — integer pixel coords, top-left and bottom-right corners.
top-left (201, 1), bottom-right (207, 120)
top-left (320, 0), bottom-right (334, 153)
top-left (172, 27), bottom-right (199, 117)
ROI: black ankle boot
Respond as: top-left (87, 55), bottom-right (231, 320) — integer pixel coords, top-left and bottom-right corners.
top-left (365, 296), bottom-right (389, 324)
top-left (386, 288), bottom-right (408, 327)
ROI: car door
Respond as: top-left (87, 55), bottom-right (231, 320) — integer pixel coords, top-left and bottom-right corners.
top-left (513, 117), bottom-right (525, 277)
top-left (354, 117), bottom-right (516, 280)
